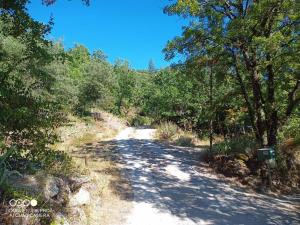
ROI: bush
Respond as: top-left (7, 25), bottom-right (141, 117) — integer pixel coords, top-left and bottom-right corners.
top-left (175, 135), bottom-right (195, 147)
top-left (212, 135), bottom-right (258, 155)
top-left (130, 115), bottom-right (153, 126)
top-left (156, 122), bottom-right (179, 140)
top-left (279, 116), bottom-right (300, 141)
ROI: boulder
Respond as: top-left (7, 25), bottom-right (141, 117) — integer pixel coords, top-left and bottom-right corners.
top-left (7, 173), bottom-right (71, 206)
top-left (43, 176), bottom-right (70, 205)
top-left (44, 177), bottom-right (61, 199)
top-left (7, 174), bottom-right (40, 196)
top-left (68, 188), bottom-right (90, 207)
top-left (68, 176), bottom-right (91, 192)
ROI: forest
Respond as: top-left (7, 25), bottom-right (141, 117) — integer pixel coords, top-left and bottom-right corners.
top-left (0, 0), bottom-right (299, 225)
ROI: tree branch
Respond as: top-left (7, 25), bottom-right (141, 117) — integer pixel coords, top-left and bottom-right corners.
top-left (286, 79), bottom-right (300, 118)
top-left (230, 49), bottom-right (256, 133)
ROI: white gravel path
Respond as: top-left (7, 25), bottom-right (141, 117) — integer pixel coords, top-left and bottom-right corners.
top-left (114, 127), bottom-right (300, 225)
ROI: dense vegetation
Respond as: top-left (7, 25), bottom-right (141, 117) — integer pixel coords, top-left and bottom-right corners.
top-left (0, 0), bottom-right (299, 192)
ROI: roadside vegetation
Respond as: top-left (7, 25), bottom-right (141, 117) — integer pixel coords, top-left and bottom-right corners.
top-left (0, 0), bottom-right (299, 224)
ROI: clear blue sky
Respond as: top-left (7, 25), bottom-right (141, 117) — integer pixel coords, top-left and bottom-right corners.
top-left (27, 0), bottom-right (188, 70)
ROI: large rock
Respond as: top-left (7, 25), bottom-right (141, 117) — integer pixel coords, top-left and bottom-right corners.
top-left (69, 188), bottom-right (91, 207)
top-left (44, 177), bottom-right (61, 199)
top-left (7, 174), bottom-right (70, 206)
top-left (68, 176), bottom-right (91, 192)
top-left (7, 174), bottom-right (40, 196)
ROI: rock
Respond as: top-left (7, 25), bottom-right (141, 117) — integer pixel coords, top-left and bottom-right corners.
top-left (7, 173), bottom-right (70, 205)
top-left (68, 176), bottom-right (91, 192)
top-left (7, 174), bottom-right (40, 196)
top-left (43, 176), bottom-right (70, 205)
top-left (44, 177), bottom-right (61, 199)
top-left (69, 188), bottom-right (90, 207)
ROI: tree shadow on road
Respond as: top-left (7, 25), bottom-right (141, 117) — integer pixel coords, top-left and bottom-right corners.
top-left (73, 138), bottom-right (300, 225)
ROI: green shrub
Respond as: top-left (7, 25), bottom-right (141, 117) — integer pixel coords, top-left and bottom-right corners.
top-left (212, 135), bottom-right (258, 155)
top-left (130, 115), bottom-right (153, 126)
top-left (156, 121), bottom-right (179, 140)
top-left (0, 146), bottom-right (15, 186)
top-left (279, 116), bottom-right (300, 141)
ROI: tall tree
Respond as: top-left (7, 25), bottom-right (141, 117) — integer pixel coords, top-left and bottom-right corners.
top-left (164, 0), bottom-right (300, 147)
top-left (148, 59), bottom-right (156, 73)
top-left (0, 0), bottom-right (64, 160)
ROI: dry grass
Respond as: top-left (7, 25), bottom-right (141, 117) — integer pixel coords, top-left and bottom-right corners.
top-left (53, 113), bottom-right (131, 225)
top-left (70, 133), bottom-right (97, 147)
top-left (155, 122), bottom-right (214, 148)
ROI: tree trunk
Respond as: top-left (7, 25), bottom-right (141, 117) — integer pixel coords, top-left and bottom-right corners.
top-left (241, 50), bottom-right (265, 146)
top-left (267, 111), bottom-right (278, 147)
top-left (231, 51), bottom-right (257, 138)
top-left (266, 59), bottom-right (278, 147)
top-left (209, 64), bottom-right (213, 152)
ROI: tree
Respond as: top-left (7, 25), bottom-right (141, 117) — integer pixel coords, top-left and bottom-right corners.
top-left (42, 0), bottom-right (90, 6)
top-left (113, 59), bottom-right (136, 115)
top-left (76, 58), bottom-right (115, 113)
top-left (164, 0), bottom-right (300, 147)
top-left (148, 59), bottom-right (156, 73)
top-left (0, 2), bottom-right (64, 160)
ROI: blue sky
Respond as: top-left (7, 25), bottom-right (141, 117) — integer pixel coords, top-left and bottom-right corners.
top-left (27, 0), bottom-right (188, 70)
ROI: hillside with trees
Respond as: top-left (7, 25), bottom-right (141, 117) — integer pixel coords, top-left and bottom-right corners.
top-left (0, 0), bottom-right (299, 225)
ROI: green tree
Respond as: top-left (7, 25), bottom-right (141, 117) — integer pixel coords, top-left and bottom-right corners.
top-left (76, 58), bottom-right (116, 113)
top-left (148, 59), bottom-right (156, 73)
top-left (113, 59), bottom-right (136, 115)
top-left (164, 0), bottom-right (300, 147)
top-left (0, 3), bottom-right (64, 160)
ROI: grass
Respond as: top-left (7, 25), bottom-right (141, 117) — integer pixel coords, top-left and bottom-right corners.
top-left (155, 121), bottom-right (204, 147)
top-left (156, 121), bottom-right (179, 140)
top-left (174, 134), bottom-right (195, 147)
top-left (70, 133), bottom-right (97, 147)
top-left (51, 113), bottom-right (131, 225)
top-left (1, 113), bottom-right (127, 225)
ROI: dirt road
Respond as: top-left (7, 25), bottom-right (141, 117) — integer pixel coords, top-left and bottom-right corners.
top-left (113, 127), bottom-right (299, 225)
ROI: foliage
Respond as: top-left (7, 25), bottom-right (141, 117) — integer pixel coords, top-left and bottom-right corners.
top-left (129, 115), bottom-right (153, 127)
top-left (0, 146), bottom-right (14, 186)
top-left (1, 0), bottom-right (299, 195)
top-left (76, 59), bottom-right (116, 114)
top-left (278, 115), bottom-right (300, 141)
top-left (148, 59), bottom-right (156, 73)
top-left (175, 134), bottom-right (194, 147)
top-left (0, 4), bottom-right (64, 162)
top-left (113, 60), bottom-right (137, 115)
top-left (156, 121), bottom-right (179, 140)
top-left (164, 0), bottom-right (300, 147)
top-left (212, 135), bottom-right (259, 155)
